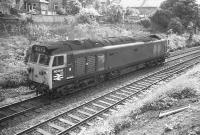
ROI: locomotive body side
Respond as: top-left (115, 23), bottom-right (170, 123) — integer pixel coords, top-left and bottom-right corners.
top-left (105, 39), bottom-right (167, 70)
top-left (51, 39), bottom-right (168, 93)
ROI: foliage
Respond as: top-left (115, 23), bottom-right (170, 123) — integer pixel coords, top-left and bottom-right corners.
top-left (150, 9), bottom-right (173, 29)
top-left (94, 0), bottom-right (101, 11)
top-left (152, 0), bottom-right (200, 32)
top-left (0, 70), bottom-right (28, 88)
top-left (168, 17), bottom-right (184, 34)
top-left (57, 7), bottom-right (66, 15)
top-left (125, 8), bottom-right (140, 16)
top-left (0, 0), bottom-right (15, 7)
top-left (161, 0), bottom-right (199, 27)
top-left (167, 34), bottom-right (187, 51)
top-left (65, 0), bottom-right (82, 15)
top-left (138, 18), bottom-right (151, 28)
top-left (75, 8), bottom-right (99, 24)
top-left (78, 0), bottom-right (95, 7)
top-left (104, 5), bottom-right (123, 23)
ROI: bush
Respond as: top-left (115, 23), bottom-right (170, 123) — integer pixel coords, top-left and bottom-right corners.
top-left (104, 5), bottom-right (123, 23)
top-left (65, 0), bottom-right (82, 15)
top-left (167, 34), bottom-right (187, 51)
top-left (151, 9), bottom-right (173, 29)
top-left (75, 8), bottom-right (99, 24)
top-left (138, 18), bottom-right (151, 28)
top-left (57, 7), bottom-right (66, 15)
top-left (168, 17), bottom-right (184, 34)
top-left (0, 70), bottom-right (28, 88)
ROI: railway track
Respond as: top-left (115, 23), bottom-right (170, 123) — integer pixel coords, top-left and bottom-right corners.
top-left (15, 52), bottom-right (200, 134)
top-left (0, 95), bottom-right (50, 125)
top-left (0, 48), bottom-right (200, 129)
top-left (169, 46), bottom-right (200, 58)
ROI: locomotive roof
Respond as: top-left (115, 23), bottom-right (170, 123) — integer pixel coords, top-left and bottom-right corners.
top-left (36, 35), bottom-right (162, 55)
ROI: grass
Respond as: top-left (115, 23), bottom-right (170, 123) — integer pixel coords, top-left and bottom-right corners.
top-left (82, 64), bottom-right (200, 135)
top-left (0, 36), bottom-right (30, 88)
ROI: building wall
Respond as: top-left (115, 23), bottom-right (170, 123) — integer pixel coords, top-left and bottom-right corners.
top-left (47, 0), bottom-right (63, 15)
top-left (134, 7), bottom-right (157, 17)
top-left (0, 0), bottom-right (13, 14)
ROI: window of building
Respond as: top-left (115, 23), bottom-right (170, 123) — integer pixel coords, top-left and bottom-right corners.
top-left (53, 56), bottom-right (64, 67)
top-left (54, 4), bottom-right (58, 11)
top-left (33, 3), bottom-right (36, 9)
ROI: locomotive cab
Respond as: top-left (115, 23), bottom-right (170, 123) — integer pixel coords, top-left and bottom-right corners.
top-left (27, 45), bottom-right (66, 93)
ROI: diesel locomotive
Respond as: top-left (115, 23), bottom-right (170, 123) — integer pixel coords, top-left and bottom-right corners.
top-left (27, 35), bottom-right (168, 96)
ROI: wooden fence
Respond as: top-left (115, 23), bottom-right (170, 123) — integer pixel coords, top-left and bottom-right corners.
top-left (31, 15), bottom-right (69, 24)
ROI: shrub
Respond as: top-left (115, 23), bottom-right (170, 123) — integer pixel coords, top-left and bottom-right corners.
top-left (0, 70), bottom-right (28, 88)
top-left (104, 5), bottom-right (123, 23)
top-left (26, 24), bottom-right (51, 42)
top-left (75, 8), bottom-right (99, 24)
top-left (57, 7), bottom-right (66, 15)
top-left (150, 9), bottom-right (173, 29)
top-left (168, 17), bottom-right (184, 34)
top-left (65, 0), bottom-right (82, 15)
top-left (138, 18), bottom-right (151, 28)
top-left (167, 34), bottom-right (187, 51)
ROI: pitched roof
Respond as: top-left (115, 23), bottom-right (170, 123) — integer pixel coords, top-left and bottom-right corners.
top-left (120, 0), bottom-right (200, 8)
top-left (120, 0), bottom-right (165, 8)
top-left (25, 0), bottom-right (49, 4)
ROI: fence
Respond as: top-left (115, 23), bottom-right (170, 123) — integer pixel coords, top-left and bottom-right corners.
top-left (31, 15), bottom-right (69, 24)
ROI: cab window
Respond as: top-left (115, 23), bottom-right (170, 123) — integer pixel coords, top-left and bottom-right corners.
top-left (39, 54), bottom-right (50, 66)
top-left (30, 53), bottom-right (39, 63)
top-left (53, 56), bottom-right (64, 67)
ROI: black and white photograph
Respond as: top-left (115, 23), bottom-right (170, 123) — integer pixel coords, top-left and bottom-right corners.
top-left (0, 0), bottom-right (200, 134)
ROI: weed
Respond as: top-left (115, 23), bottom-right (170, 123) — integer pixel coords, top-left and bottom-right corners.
top-left (0, 70), bottom-right (28, 88)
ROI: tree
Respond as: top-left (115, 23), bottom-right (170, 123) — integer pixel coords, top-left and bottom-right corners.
top-left (104, 5), bottom-right (123, 23)
top-left (76, 7), bottom-right (100, 24)
top-left (57, 7), bottom-right (66, 15)
top-left (78, 0), bottom-right (95, 7)
top-left (151, 9), bottom-right (173, 28)
top-left (65, 0), bottom-right (82, 15)
top-left (151, 0), bottom-right (199, 33)
top-left (1, 0), bottom-right (15, 7)
top-left (160, 0), bottom-right (199, 27)
top-left (168, 17), bottom-right (184, 34)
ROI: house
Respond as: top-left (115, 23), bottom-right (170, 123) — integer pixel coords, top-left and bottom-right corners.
top-left (120, 0), bottom-right (165, 17)
top-left (47, 0), bottom-right (63, 15)
top-left (0, 0), bottom-right (14, 14)
top-left (24, 0), bottom-right (49, 15)
top-left (23, 0), bottom-right (65, 15)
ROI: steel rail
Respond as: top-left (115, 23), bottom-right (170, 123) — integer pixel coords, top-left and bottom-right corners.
top-left (0, 95), bottom-right (47, 123)
top-left (168, 46), bottom-right (200, 58)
